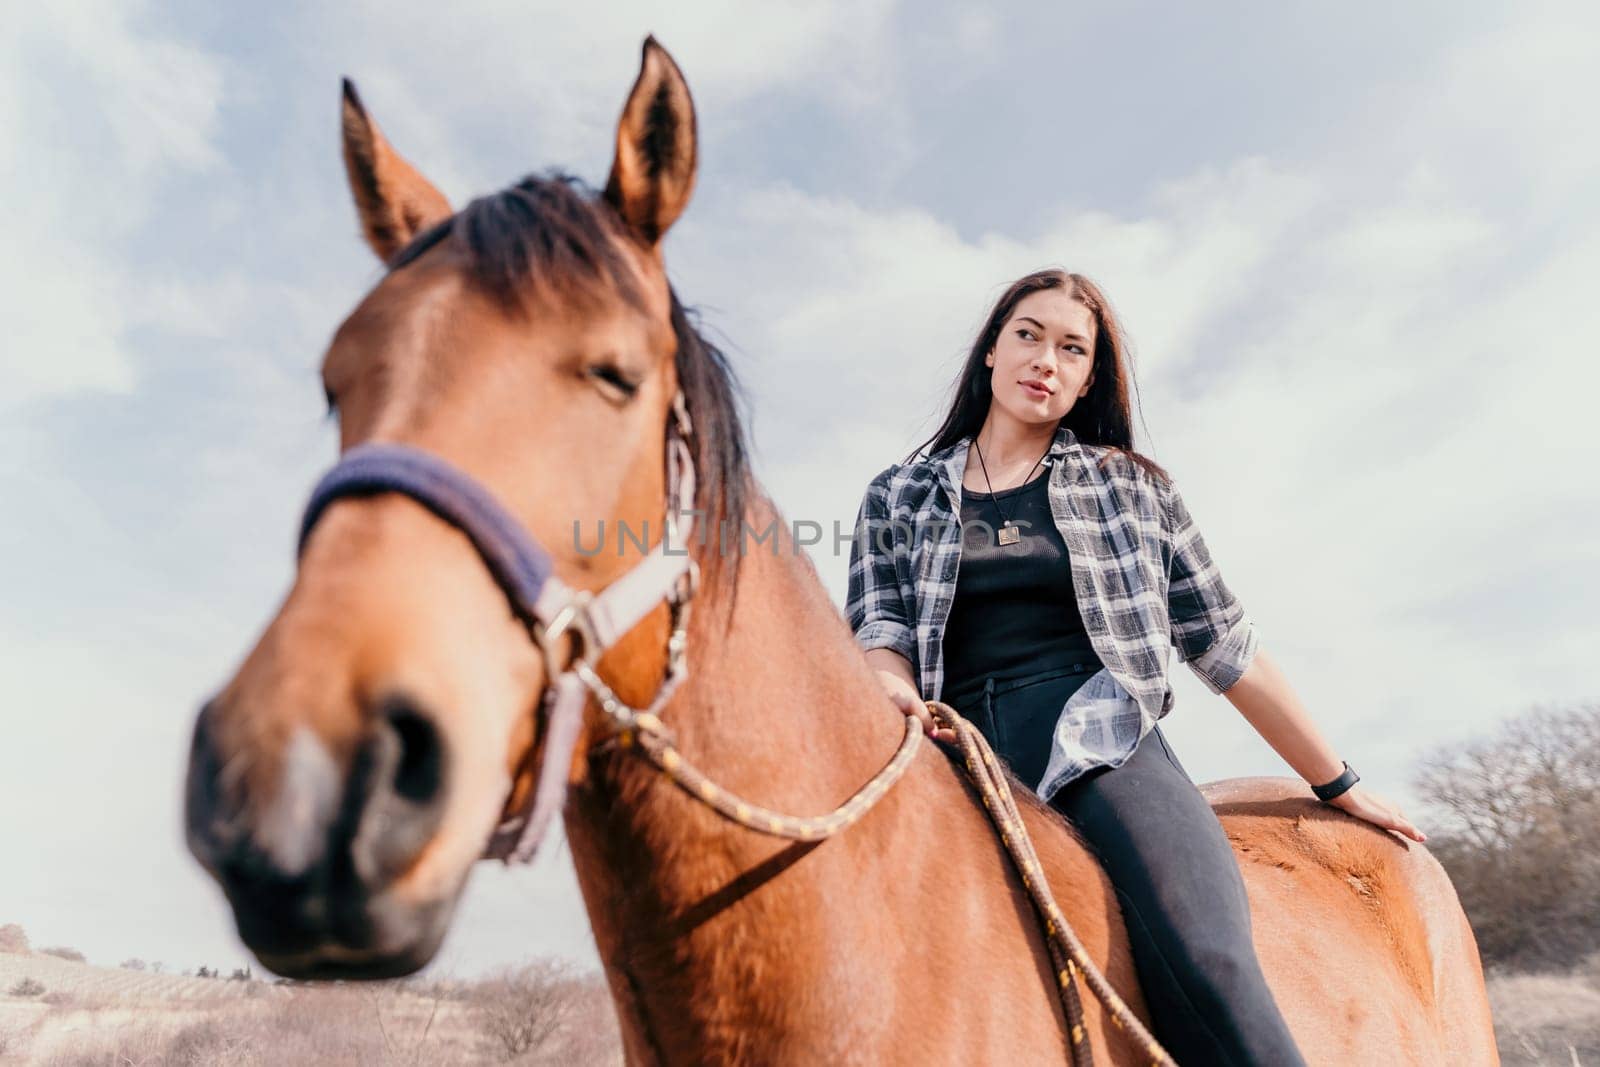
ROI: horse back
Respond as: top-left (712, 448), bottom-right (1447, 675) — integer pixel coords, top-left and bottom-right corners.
top-left (1201, 776), bottom-right (1499, 1064)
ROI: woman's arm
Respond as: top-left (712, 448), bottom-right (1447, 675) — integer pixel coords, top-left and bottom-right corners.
top-left (866, 648), bottom-right (953, 742)
top-left (1162, 476), bottom-right (1425, 843)
top-left (845, 469), bottom-right (918, 664)
top-left (847, 470), bottom-right (953, 741)
top-left (1224, 646), bottom-right (1426, 843)
top-left (866, 647), bottom-right (917, 690)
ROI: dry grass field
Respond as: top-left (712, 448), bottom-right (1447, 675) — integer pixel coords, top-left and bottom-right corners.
top-left (1488, 967), bottom-right (1600, 1066)
top-left (3, 949), bottom-right (1599, 1063)
top-left (0, 951), bottom-right (621, 1065)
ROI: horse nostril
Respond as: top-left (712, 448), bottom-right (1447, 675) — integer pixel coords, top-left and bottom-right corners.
top-left (347, 693), bottom-right (450, 888)
top-left (185, 699), bottom-right (235, 865)
top-left (380, 696), bottom-right (444, 805)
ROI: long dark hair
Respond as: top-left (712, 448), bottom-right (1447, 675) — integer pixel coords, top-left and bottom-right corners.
top-left (909, 268), bottom-right (1168, 482)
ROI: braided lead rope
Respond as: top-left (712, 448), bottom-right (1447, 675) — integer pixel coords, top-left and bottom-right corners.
top-left (620, 712), bottom-right (924, 841)
top-left (600, 684), bottom-right (1173, 1064)
top-left (931, 702), bottom-right (1092, 1066)
top-left (926, 700), bottom-right (1178, 1067)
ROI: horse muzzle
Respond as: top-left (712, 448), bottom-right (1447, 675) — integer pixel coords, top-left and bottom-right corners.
top-left (184, 692), bottom-right (461, 978)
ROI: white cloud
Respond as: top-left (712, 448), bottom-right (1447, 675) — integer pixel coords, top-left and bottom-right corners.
top-left (0, 2), bottom-right (225, 405)
top-left (304, 0), bottom-right (906, 198)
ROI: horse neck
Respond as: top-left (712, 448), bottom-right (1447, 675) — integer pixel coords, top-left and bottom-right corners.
top-left (564, 486), bottom-right (914, 889)
top-left (560, 489), bottom-right (1120, 1057)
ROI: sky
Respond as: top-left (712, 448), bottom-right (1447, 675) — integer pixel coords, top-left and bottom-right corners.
top-left (2, 1), bottom-right (1597, 978)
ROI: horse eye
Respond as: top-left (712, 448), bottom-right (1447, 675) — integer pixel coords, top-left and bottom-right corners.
top-left (588, 364), bottom-right (641, 398)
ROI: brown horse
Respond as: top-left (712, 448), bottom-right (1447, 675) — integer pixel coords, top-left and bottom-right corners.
top-left (184, 38), bottom-right (1499, 1064)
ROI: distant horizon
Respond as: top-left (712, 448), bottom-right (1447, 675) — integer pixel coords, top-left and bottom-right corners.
top-left (0, 936), bottom-right (604, 982)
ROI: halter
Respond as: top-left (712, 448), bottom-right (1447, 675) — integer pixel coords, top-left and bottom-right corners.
top-left (296, 391), bottom-right (701, 864)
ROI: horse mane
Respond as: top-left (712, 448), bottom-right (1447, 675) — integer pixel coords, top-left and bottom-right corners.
top-left (387, 170), bottom-right (753, 599)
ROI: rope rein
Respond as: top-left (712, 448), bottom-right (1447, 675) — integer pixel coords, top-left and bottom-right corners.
top-left (619, 711), bottom-right (925, 840)
top-left (927, 699), bottom-right (1177, 1067)
top-left (608, 692), bottom-right (1177, 1066)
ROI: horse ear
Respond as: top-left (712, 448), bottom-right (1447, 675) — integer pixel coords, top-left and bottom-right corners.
top-left (604, 37), bottom-right (698, 247)
top-left (340, 79), bottom-right (452, 262)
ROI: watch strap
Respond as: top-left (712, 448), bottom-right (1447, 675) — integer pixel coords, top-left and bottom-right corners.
top-left (1312, 761), bottom-right (1360, 802)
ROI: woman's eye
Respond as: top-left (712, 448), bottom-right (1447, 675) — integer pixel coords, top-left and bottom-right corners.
top-left (323, 386), bottom-right (338, 418)
top-left (588, 364), bottom-right (641, 399)
top-left (1016, 328), bottom-right (1036, 340)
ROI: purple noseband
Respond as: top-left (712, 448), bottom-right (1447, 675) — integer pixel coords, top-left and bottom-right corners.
top-left (298, 443), bottom-right (557, 628)
top-left (293, 396), bottom-right (698, 864)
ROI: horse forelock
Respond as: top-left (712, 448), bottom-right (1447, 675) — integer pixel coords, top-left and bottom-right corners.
top-left (384, 169), bottom-right (752, 599)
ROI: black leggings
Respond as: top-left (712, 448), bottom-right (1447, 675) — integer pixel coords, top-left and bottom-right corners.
top-left (944, 663), bottom-right (1307, 1067)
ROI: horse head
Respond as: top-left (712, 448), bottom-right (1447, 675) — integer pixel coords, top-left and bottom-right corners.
top-left (183, 37), bottom-right (743, 979)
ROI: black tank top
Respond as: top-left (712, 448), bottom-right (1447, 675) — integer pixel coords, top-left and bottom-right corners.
top-left (940, 465), bottom-right (1096, 699)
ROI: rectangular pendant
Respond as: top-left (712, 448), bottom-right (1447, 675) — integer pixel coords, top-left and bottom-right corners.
top-left (997, 524), bottom-right (1020, 546)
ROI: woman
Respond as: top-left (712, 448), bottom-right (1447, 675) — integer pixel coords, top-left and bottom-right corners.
top-left (845, 268), bottom-right (1425, 1066)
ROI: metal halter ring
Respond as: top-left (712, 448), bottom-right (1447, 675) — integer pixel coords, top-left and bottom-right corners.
top-left (538, 590), bottom-right (602, 679)
top-left (674, 557), bottom-right (701, 603)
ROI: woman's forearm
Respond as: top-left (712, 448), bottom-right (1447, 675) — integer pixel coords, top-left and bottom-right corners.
top-left (1221, 645), bottom-right (1346, 786)
top-left (865, 647), bottom-right (917, 691)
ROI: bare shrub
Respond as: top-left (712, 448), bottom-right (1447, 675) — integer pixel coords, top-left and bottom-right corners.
top-left (167, 1019), bottom-right (256, 1066)
top-left (119, 957), bottom-right (147, 971)
top-left (1415, 701), bottom-right (1600, 970)
top-left (33, 1025), bottom-right (148, 1065)
top-left (550, 974), bottom-right (624, 1064)
top-left (9, 976), bottom-right (46, 997)
top-left (35, 1016), bottom-right (248, 1067)
top-left (0, 923), bottom-right (29, 954)
top-left (264, 987), bottom-right (399, 1062)
top-left (38, 946), bottom-right (86, 963)
top-left (471, 959), bottom-right (583, 1060)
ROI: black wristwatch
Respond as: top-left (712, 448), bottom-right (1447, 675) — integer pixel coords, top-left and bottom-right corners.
top-left (1312, 761), bottom-right (1360, 803)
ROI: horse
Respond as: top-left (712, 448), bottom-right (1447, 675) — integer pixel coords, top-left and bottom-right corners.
top-left (183, 37), bottom-right (1500, 1064)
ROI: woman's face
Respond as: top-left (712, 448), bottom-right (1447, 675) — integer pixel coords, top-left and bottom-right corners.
top-left (984, 288), bottom-right (1097, 426)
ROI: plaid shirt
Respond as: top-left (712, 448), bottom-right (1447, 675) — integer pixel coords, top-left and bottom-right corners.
top-left (845, 421), bottom-right (1258, 797)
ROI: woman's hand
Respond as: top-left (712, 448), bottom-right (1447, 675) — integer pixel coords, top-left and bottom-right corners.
top-left (1327, 785), bottom-right (1427, 843)
top-left (874, 669), bottom-right (956, 743)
